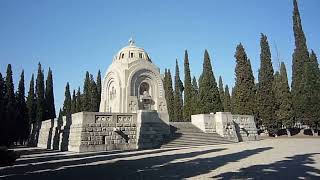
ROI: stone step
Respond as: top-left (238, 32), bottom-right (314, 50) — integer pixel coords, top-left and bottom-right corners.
top-left (163, 138), bottom-right (234, 144)
top-left (164, 136), bottom-right (233, 142)
top-left (161, 141), bottom-right (233, 148)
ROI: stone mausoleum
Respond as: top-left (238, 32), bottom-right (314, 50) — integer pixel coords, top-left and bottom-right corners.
top-left (37, 39), bottom-right (259, 152)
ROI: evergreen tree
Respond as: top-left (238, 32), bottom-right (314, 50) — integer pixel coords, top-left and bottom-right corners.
top-left (166, 69), bottom-right (175, 121)
top-left (218, 76), bottom-right (225, 111)
top-left (257, 34), bottom-right (277, 135)
top-left (5, 64), bottom-right (16, 145)
top-left (63, 83), bottom-right (72, 116)
top-left (183, 50), bottom-right (193, 121)
top-left (198, 50), bottom-right (222, 114)
top-left (26, 74), bottom-right (36, 145)
top-left (299, 51), bottom-right (320, 135)
top-left (291, 0), bottom-right (310, 121)
top-left (44, 68), bottom-right (56, 120)
top-left (90, 75), bottom-right (99, 112)
top-left (96, 70), bottom-right (102, 109)
top-left (0, 73), bottom-right (5, 145)
top-left (274, 62), bottom-right (294, 136)
top-left (191, 76), bottom-right (199, 115)
top-left (233, 44), bottom-right (256, 115)
top-left (223, 85), bottom-right (232, 112)
top-left (30, 63), bottom-right (45, 146)
top-left (71, 89), bottom-right (76, 114)
top-left (16, 70), bottom-right (28, 144)
top-left (76, 87), bottom-right (82, 112)
top-left (173, 59), bottom-right (184, 121)
top-left (83, 72), bottom-right (91, 111)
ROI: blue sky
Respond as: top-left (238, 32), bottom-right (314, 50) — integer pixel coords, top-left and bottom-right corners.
top-left (0, 0), bottom-right (319, 112)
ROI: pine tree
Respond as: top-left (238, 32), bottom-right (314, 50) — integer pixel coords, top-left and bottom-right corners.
top-left (233, 44), bottom-right (256, 115)
top-left (223, 85), bottom-right (232, 112)
top-left (218, 76), bottom-right (225, 111)
top-left (0, 73), bottom-right (6, 145)
top-left (299, 51), bottom-right (320, 135)
top-left (76, 87), bottom-right (82, 112)
top-left (71, 89), bottom-right (76, 114)
top-left (198, 50), bottom-right (222, 114)
top-left (63, 83), bottom-right (72, 116)
top-left (291, 0), bottom-right (310, 122)
top-left (191, 76), bottom-right (199, 115)
top-left (274, 62), bottom-right (294, 136)
top-left (257, 34), bottom-right (277, 135)
top-left (5, 64), bottom-right (16, 145)
top-left (83, 72), bottom-right (91, 111)
top-left (173, 59), bottom-right (184, 121)
top-left (16, 70), bottom-right (28, 144)
top-left (166, 69), bottom-right (175, 121)
top-left (44, 68), bottom-right (56, 120)
top-left (26, 74), bottom-right (36, 145)
top-left (183, 50), bottom-right (193, 121)
top-left (96, 70), bottom-right (102, 109)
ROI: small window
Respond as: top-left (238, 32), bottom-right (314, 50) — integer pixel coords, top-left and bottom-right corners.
top-left (139, 53), bottom-right (143, 58)
top-left (130, 52), bottom-right (134, 58)
top-left (121, 53), bottom-right (124, 59)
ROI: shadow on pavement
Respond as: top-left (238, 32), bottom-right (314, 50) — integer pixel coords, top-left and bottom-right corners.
top-left (1, 147), bottom-right (274, 180)
top-left (212, 153), bottom-right (320, 179)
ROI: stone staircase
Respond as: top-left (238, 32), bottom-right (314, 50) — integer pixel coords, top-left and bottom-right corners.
top-left (161, 122), bottom-right (236, 148)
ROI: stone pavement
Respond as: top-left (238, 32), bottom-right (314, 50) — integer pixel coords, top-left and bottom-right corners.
top-left (1, 138), bottom-right (320, 179)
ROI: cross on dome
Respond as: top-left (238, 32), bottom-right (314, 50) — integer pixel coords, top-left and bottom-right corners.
top-left (129, 37), bottom-right (135, 46)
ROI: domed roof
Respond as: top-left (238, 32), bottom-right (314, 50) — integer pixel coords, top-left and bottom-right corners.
top-left (114, 38), bottom-right (151, 62)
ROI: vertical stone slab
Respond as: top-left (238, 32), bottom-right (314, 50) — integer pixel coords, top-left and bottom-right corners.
top-left (191, 114), bottom-right (216, 133)
top-left (215, 112), bottom-right (239, 142)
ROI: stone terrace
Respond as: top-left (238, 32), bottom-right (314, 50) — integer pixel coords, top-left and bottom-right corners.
top-left (1, 138), bottom-right (320, 179)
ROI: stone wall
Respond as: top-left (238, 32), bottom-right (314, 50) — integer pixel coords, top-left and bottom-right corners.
top-left (191, 112), bottom-right (259, 142)
top-left (232, 114), bottom-right (259, 141)
top-left (37, 111), bottom-right (170, 152)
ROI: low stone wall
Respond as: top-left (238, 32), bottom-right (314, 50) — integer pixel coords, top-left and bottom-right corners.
top-left (37, 111), bottom-right (170, 152)
top-left (191, 112), bottom-right (259, 142)
top-left (232, 115), bottom-right (259, 141)
top-left (191, 114), bottom-right (216, 133)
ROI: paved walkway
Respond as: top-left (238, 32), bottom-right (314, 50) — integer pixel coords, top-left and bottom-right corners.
top-left (1, 138), bottom-right (320, 179)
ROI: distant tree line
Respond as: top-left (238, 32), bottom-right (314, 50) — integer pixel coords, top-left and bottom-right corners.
top-left (0, 61), bottom-right (102, 146)
top-left (163, 0), bottom-right (320, 136)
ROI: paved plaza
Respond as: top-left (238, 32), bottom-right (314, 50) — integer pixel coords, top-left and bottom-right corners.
top-left (1, 138), bottom-right (320, 179)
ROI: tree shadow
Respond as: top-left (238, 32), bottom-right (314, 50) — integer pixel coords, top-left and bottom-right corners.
top-left (0, 148), bottom-right (183, 177)
top-left (2, 147), bottom-right (273, 180)
top-left (60, 115), bottom-right (71, 151)
top-left (212, 153), bottom-right (320, 179)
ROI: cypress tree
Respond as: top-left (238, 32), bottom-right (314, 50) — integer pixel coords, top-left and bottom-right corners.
top-left (76, 87), bottom-right (82, 112)
top-left (0, 73), bottom-right (5, 145)
top-left (96, 70), bottom-right (102, 109)
top-left (44, 68), bottom-right (56, 120)
top-left (274, 62), bottom-right (294, 136)
top-left (26, 74), bottom-right (36, 145)
top-left (165, 70), bottom-right (175, 121)
top-left (233, 44), bottom-right (256, 115)
top-left (90, 75), bottom-right (99, 112)
top-left (183, 50), bottom-right (193, 121)
top-left (71, 89), bottom-right (76, 114)
top-left (191, 76), bottom-right (199, 115)
top-left (29, 63), bottom-right (45, 146)
top-left (5, 64), bottom-right (16, 145)
top-left (198, 50), bottom-right (222, 114)
top-left (257, 34), bottom-right (277, 135)
top-left (299, 51), bottom-right (320, 135)
top-left (16, 70), bottom-right (28, 144)
top-left (63, 83), bottom-right (72, 116)
top-left (218, 76), bottom-right (225, 111)
top-left (83, 72), bottom-right (91, 111)
top-left (173, 59), bottom-right (184, 121)
top-left (223, 85), bottom-right (232, 112)
top-left (291, 0), bottom-right (310, 122)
